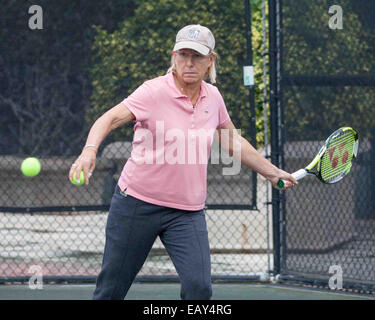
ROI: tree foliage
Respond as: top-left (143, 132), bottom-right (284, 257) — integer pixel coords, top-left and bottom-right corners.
top-left (0, 0), bottom-right (135, 155)
top-left (282, 0), bottom-right (375, 140)
top-left (89, 0), bottom-right (267, 144)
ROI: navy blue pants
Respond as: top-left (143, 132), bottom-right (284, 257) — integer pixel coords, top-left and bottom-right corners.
top-left (92, 185), bottom-right (212, 300)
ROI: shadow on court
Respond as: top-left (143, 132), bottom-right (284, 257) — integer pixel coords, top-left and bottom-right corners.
top-left (0, 283), bottom-right (373, 300)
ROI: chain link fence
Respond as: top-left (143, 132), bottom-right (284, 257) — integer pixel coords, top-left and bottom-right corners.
top-left (0, 0), bottom-right (275, 285)
top-left (271, 0), bottom-right (375, 292)
top-left (0, 142), bottom-right (271, 282)
top-left (3, 0), bottom-right (375, 295)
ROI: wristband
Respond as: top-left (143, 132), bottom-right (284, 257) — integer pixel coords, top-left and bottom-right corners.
top-left (83, 144), bottom-right (98, 151)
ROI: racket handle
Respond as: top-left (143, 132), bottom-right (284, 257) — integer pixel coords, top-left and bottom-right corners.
top-left (277, 179), bottom-right (285, 189)
top-left (277, 169), bottom-right (307, 189)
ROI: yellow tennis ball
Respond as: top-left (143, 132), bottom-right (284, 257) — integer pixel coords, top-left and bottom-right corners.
top-left (71, 170), bottom-right (85, 186)
top-left (21, 157), bottom-right (41, 177)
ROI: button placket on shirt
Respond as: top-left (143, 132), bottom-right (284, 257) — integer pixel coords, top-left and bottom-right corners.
top-left (192, 96), bottom-right (201, 128)
top-left (191, 98), bottom-right (197, 132)
top-left (191, 109), bottom-right (195, 137)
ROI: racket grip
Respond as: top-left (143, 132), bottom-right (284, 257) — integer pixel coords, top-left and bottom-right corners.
top-left (277, 179), bottom-right (285, 189)
top-left (277, 169), bottom-right (307, 189)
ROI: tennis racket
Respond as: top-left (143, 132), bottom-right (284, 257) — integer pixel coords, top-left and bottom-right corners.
top-left (277, 127), bottom-right (359, 188)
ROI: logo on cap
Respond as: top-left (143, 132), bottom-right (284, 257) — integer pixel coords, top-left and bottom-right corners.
top-left (188, 29), bottom-right (200, 40)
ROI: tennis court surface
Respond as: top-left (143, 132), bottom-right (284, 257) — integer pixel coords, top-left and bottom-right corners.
top-left (0, 283), bottom-right (374, 300)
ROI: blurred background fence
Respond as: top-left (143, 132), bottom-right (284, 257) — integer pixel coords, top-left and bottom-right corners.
top-left (0, 0), bottom-right (269, 283)
top-left (1, 0), bottom-right (374, 294)
top-left (0, 144), bottom-right (269, 281)
top-left (270, 0), bottom-right (375, 292)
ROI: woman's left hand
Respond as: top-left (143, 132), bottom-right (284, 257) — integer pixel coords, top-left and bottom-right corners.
top-left (69, 148), bottom-right (97, 185)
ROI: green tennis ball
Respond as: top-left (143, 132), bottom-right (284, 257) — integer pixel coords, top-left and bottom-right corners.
top-left (71, 170), bottom-right (85, 186)
top-left (21, 157), bottom-right (41, 177)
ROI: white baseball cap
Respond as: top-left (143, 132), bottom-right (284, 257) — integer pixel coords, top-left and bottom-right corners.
top-left (173, 24), bottom-right (215, 56)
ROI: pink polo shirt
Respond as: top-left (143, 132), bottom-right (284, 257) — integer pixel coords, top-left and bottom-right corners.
top-left (118, 71), bottom-right (231, 211)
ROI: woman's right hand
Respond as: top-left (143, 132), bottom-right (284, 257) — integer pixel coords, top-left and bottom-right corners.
top-left (69, 148), bottom-right (97, 185)
top-left (268, 168), bottom-right (298, 190)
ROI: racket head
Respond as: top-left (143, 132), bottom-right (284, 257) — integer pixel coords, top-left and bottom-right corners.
top-left (317, 127), bottom-right (359, 184)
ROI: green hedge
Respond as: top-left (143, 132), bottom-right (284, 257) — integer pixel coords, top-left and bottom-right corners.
top-left (88, 0), bottom-right (267, 145)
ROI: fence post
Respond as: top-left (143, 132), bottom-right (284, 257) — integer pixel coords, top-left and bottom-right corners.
top-left (244, 0), bottom-right (258, 209)
top-left (268, 0), bottom-right (283, 276)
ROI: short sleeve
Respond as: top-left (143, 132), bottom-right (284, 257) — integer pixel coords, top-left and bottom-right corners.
top-left (215, 88), bottom-right (231, 129)
top-left (121, 82), bottom-right (152, 122)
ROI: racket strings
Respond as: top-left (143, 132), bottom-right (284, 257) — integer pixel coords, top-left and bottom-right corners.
top-left (320, 131), bottom-right (355, 182)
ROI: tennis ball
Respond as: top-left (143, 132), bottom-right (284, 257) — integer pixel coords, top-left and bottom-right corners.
top-left (71, 170), bottom-right (85, 186)
top-left (21, 157), bottom-right (41, 177)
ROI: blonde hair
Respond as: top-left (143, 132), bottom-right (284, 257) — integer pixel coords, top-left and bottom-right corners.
top-left (167, 51), bottom-right (217, 84)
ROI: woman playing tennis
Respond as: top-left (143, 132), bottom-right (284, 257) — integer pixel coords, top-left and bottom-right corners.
top-left (69, 24), bottom-right (297, 300)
